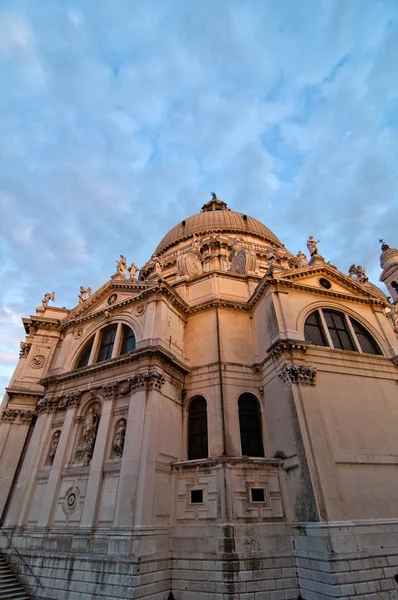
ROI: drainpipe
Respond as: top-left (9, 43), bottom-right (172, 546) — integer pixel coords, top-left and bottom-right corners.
top-left (216, 306), bottom-right (227, 456)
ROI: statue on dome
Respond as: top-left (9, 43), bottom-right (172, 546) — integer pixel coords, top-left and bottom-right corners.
top-left (78, 286), bottom-right (91, 304)
top-left (128, 262), bottom-right (139, 281)
top-left (296, 250), bottom-right (308, 268)
top-left (116, 255), bottom-right (127, 277)
top-left (41, 291), bottom-right (55, 307)
top-left (211, 191), bottom-right (217, 200)
top-left (307, 236), bottom-right (320, 257)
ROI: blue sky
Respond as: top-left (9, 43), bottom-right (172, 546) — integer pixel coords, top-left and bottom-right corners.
top-left (1, 0), bottom-right (398, 391)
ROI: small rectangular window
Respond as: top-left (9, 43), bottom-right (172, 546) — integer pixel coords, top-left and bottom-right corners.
top-left (250, 488), bottom-right (265, 503)
top-left (190, 489), bottom-right (203, 504)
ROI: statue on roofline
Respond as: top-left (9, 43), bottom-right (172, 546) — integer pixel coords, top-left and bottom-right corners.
top-left (41, 291), bottom-right (55, 307)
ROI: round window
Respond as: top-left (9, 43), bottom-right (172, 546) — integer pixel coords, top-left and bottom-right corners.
top-left (319, 278), bottom-right (332, 290)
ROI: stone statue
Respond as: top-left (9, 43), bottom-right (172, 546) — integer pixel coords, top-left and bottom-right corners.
top-left (42, 291), bottom-right (55, 307)
top-left (113, 420), bottom-right (126, 457)
top-left (154, 257), bottom-right (162, 275)
top-left (356, 265), bottom-right (368, 284)
top-left (78, 286), bottom-right (91, 304)
top-left (128, 262), bottom-right (139, 280)
top-left (211, 191), bottom-right (217, 200)
top-left (49, 431), bottom-right (60, 465)
top-left (307, 236), bottom-right (320, 257)
top-left (116, 255), bottom-right (127, 277)
top-left (191, 234), bottom-right (201, 254)
top-left (296, 250), bottom-right (307, 269)
top-left (348, 264), bottom-right (368, 284)
top-left (82, 407), bottom-right (99, 451)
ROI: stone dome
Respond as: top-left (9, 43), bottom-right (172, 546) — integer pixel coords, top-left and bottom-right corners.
top-left (380, 243), bottom-right (398, 270)
top-left (154, 196), bottom-right (283, 255)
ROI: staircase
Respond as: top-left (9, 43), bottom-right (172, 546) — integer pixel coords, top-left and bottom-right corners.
top-left (0, 554), bottom-right (30, 599)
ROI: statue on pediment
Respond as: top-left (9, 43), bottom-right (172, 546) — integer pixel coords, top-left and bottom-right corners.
top-left (42, 291), bottom-right (55, 307)
top-left (307, 236), bottom-right (320, 257)
top-left (296, 250), bottom-right (308, 268)
top-left (128, 262), bottom-right (139, 280)
top-left (348, 264), bottom-right (368, 284)
top-left (78, 286), bottom-right (91, 304)
top-left (116, 255), bottom-right (127, 277)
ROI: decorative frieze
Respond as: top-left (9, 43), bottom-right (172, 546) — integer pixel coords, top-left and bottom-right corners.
top-left (1, 408), bottom-right (36, 423)
top-left (278, 364), bottom-right (317, 386)
top-left (37, 391), bottom-right (82, 414)
top-left (120, 368), bottom-right (166, 395)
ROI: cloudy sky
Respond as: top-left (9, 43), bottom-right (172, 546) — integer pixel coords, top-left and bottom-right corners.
top-left (1, 0), bottom-right (397, 391)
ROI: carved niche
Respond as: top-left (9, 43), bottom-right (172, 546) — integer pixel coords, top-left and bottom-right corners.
top-left (74, 401), bottom-right (101, 466)
top-left (47, 430), bottom-right (61, 466)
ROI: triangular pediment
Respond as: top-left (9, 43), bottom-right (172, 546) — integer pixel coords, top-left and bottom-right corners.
top-left (250, 263), bottom-right (388, 307)
top-left (278, 264), bottom-right (387, 302)
top-left (64, 279), bottom-right (158, 323)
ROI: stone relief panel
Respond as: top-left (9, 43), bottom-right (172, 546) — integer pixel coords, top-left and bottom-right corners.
top-left (53, 478), bottom-right (87, 527)
top-left (232, 469), bottom-right (284, 521)
top-left (174, 470), bottom-right (219, 521)
top-left (96, 473), bottom-right (119, 527)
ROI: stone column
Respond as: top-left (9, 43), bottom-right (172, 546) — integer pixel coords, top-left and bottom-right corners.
top-left (80, 382), bottom-right (117, 529)
top-left (4, 405), bottom-right (53, 527)
top-left (113, 387), bottom-right (147, 528)
top-left (0, 409), bottom-right (35, 520)
top-left (37, 392), bottom-right (82, 528)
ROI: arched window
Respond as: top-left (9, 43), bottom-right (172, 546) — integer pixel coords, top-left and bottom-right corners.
top-left (391, 281), bottom-right (398, 293)
top-left (238, 394), bottom-right (264, 457)
top-left (74, 323), bottom-right (137, 369)
top-left (304, 309), bottom-right (382, 355)
top-left (188, 396), bottom-right (208, 460)
top-left (76, 338), bottom-right (94, 369)
top-left (97, 324), bottom-right (118, 362)
top-left (120, 324), bottom-right (136, 355)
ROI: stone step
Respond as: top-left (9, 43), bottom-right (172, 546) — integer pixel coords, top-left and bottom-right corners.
top-left (0, 553), bottom-right (31, 600)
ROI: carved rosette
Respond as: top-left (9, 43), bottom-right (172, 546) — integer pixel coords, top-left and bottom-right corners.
top-left (278, 364), bottom-right (317, 386)
top-left (120, 368), bottom-right (166, 395)
top-left (1, 408), bottom-right (36, 423)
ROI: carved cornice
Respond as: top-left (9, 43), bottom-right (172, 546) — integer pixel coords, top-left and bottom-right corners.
top-left (278, 363), bottom-right (317, 386)
top-left (267, 339), bottom-right (308, 359)
top-left (1, 408), bottom-right (36, 424)
top-left (42, 345), bottom-right (188, 387)
top-left (119, 368), bottom-right (166, 395)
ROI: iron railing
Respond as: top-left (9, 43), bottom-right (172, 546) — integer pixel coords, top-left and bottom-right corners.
top-left (0, 528), bottom-right (43, 589)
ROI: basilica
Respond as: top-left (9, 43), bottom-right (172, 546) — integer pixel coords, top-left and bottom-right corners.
top-left (1, 196), bottom-right (398, 600)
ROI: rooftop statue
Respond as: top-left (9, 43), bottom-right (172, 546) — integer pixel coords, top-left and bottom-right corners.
top-left (307, 236), bottom-right (320, 257)
top-left (296, 250), bottom-right (308, 268)
top-left (128, 262), bottom-right (139, 281)
top-left (41, 291), bottom-right (55, 307)
top-left (116, 254), bottom-right (127, 277)
top-left (78, 286), bottom-right (91, 304)
top-left (348, 264), bottom-right (369, 284)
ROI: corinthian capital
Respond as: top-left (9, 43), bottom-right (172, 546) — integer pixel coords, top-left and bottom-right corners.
top-left (278, 364), bottom-right (317, 386)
